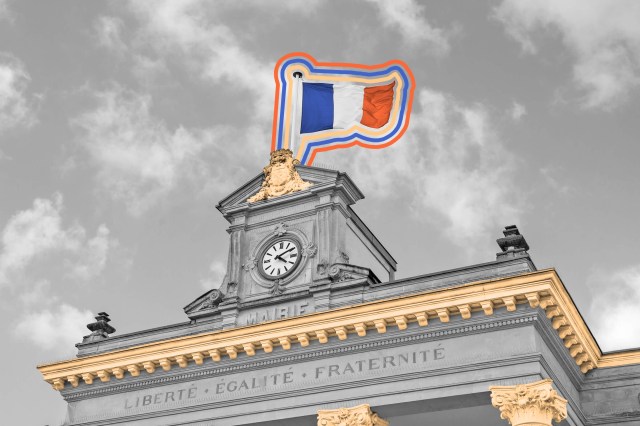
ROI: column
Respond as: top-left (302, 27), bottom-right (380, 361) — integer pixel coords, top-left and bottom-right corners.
top-left (317, 404), bottom-right (389, 426)
top-left (490, 379), bottom-right (567, 426)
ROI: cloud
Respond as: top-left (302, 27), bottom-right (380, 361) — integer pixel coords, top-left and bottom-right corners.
top-left (14, 304), bottom-right (94, 356)
top-left (539, 167), bottom-right (571, 195)
top-left (333, 88), bottom-right (522, 255)
top-left (94, 16), bottom-right (128, 56)
top-left (72, 85), bottom-right (265, 216)
top-left (362, 0), bottom-right (451, 54)
top-left (588, 265), bottom-right (640, 351)
top-left (200, 260), bottom-right (226, 290)
top-left (66, 225), bottom-right (113, 281)
top-left (0, 0), bottom-right (12, 22)
top-left (0, 53), bottom-right (39, 133)
top-left (126, 0), bottom-right (273, 118)
top-left (495, 0), bottom-right (640, 110)
top-left (509, 101), bottom-right (527, 121)
top-left (72, 86), bottom-right (209, 215)
top-left (0, 193), bottom-right (114, 287)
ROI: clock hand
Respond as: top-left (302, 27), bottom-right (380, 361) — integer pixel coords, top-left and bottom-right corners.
top-left (274, 247), bottom-right (295, 261)
top-left (280, 247), bottom-right (296, 256)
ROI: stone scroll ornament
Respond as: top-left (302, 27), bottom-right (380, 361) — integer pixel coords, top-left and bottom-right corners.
top-left (272, 52), bottom-right (415, 166)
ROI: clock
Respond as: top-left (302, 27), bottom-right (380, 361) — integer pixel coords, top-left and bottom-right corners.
top-left (259, 238), bottom-right (302, 279)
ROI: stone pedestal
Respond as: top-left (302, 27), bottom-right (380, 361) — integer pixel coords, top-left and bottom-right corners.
top-left (490, 379), bottom-right (567, 426)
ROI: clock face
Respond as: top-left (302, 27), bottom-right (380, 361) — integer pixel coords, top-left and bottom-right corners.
top-left (260, 238), bottom-right (301, 279)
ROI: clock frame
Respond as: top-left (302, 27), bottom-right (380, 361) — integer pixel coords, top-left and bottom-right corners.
top-left (258, 237), bottom-right (302, 280)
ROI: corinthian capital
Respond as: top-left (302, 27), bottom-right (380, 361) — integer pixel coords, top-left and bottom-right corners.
top-left (490, 379), bottom-right (567, 426)
top-left (317, 404), bottom-right (389, 426)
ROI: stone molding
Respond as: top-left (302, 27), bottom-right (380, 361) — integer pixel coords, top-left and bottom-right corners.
top-left (490, 379), bottom-right (567, 426)
top-left (62, 315), bottom-right (537, 401)
top-left (318, 404), bottom-right (388, 426)
top-left (38, 269), bottom-right (619, 391)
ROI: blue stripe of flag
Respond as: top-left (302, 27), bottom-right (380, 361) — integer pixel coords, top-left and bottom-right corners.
top-left (300, 83), bottom-right (334, 134)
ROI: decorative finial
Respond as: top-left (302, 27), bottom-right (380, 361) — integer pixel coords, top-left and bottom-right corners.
top-left (496, 225), bottom-right (530, 260)
top-left (82, 312), bottom-right (116, 343)
top-left (247, 149), bottom-right (312, 202)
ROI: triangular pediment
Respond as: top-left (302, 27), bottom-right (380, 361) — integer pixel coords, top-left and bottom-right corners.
top-left (216, 165), bottom-right (364, 219)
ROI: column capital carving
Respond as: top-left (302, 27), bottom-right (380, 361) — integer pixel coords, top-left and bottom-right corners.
top-left (490, 379), bottom-right (567, 426)
top-left (318, 404), bottom-right (389, 426)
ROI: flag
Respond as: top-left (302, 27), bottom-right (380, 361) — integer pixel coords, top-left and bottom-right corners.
top-left (300, 82), bottom-right (395, 133)
top-left (272, 53), bottom-right (414, 166)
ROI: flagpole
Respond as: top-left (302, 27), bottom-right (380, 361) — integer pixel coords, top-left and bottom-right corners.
top-left (290, 71), bottom-right (303, 158)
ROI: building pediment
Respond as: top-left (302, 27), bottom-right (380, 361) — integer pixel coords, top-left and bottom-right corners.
top-left (216, 165), bottom-right (364, 221)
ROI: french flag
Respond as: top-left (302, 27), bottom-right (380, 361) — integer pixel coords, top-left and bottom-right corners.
top-left (300, 82), bottom-right (395, 134)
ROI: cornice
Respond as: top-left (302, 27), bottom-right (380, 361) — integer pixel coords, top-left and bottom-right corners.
top-left (598, 351), bottom-right (640, 368)
top-left (37, 269), bottom-right (639, 392)
top-left (63, 315), bottom-right (538, 401)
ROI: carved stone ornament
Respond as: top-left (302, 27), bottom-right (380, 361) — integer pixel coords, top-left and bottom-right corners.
top-left (273, 222), bottom-right (288, 236)
top-left (335, 250), bottom-right (349, 264)
top-left (82, 312), bottom-right (116, 343)
top-left (317, 259), bottom-right (329, 275)
top-left (197, 289), bottom-right (224, 311)
top-left (328, 265), bottom-right (355, 282)
top-left (317, 404), bottom-right (389, 426)
top-left (270, 279), bottom-right (286, 295)
top-left (247, 149), bottom-right (312, 202)
top-left (490, 379), bottom-right (568, 426)
top-left (243, 255), bottom-right (257, 271)
top-left (302, 242), bottom-right (317, 257)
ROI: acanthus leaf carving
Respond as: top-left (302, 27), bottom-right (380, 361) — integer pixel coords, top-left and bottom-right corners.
top-left (317, 404), bottom-right (389, 426)
top-left (490, 379), bottom-right (567, 426)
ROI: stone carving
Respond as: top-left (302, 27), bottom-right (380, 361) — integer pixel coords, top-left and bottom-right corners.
top-left (490, 379), bottom-right (567, 426)
top-left (273, 222), bottom-right (288, 236)
top-left (302, 242), bottom-right (317, 257)
top-left (226, 281), bottom-right (238, 297)
top-left (317, 404), bottom-right (389, 426)
top-left (82, 312), bottom-right (116, 343)
top-left (270, 279), bottom-right (286, 295)
top-left (247, 149), bottom-right (312, 202)
top-left (317, 260), bottom-right (329, 275)
top-left (497, 225), bottom-right (530, 260)
top-left (243, 255), bottom-right (257, 271)
top-left (197, 289), bottom-right (224, 311)
top-left (336, 250), bottom-right (349, 264)
top-left (328, 265), bottom-right (355, 282)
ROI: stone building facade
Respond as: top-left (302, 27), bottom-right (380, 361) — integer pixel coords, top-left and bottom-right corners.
top-left (38, 154), bottom-right (640, 425)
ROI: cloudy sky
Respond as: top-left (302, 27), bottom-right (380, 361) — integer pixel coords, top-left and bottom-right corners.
top-left (1, 0), bottom-right (640, 424)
